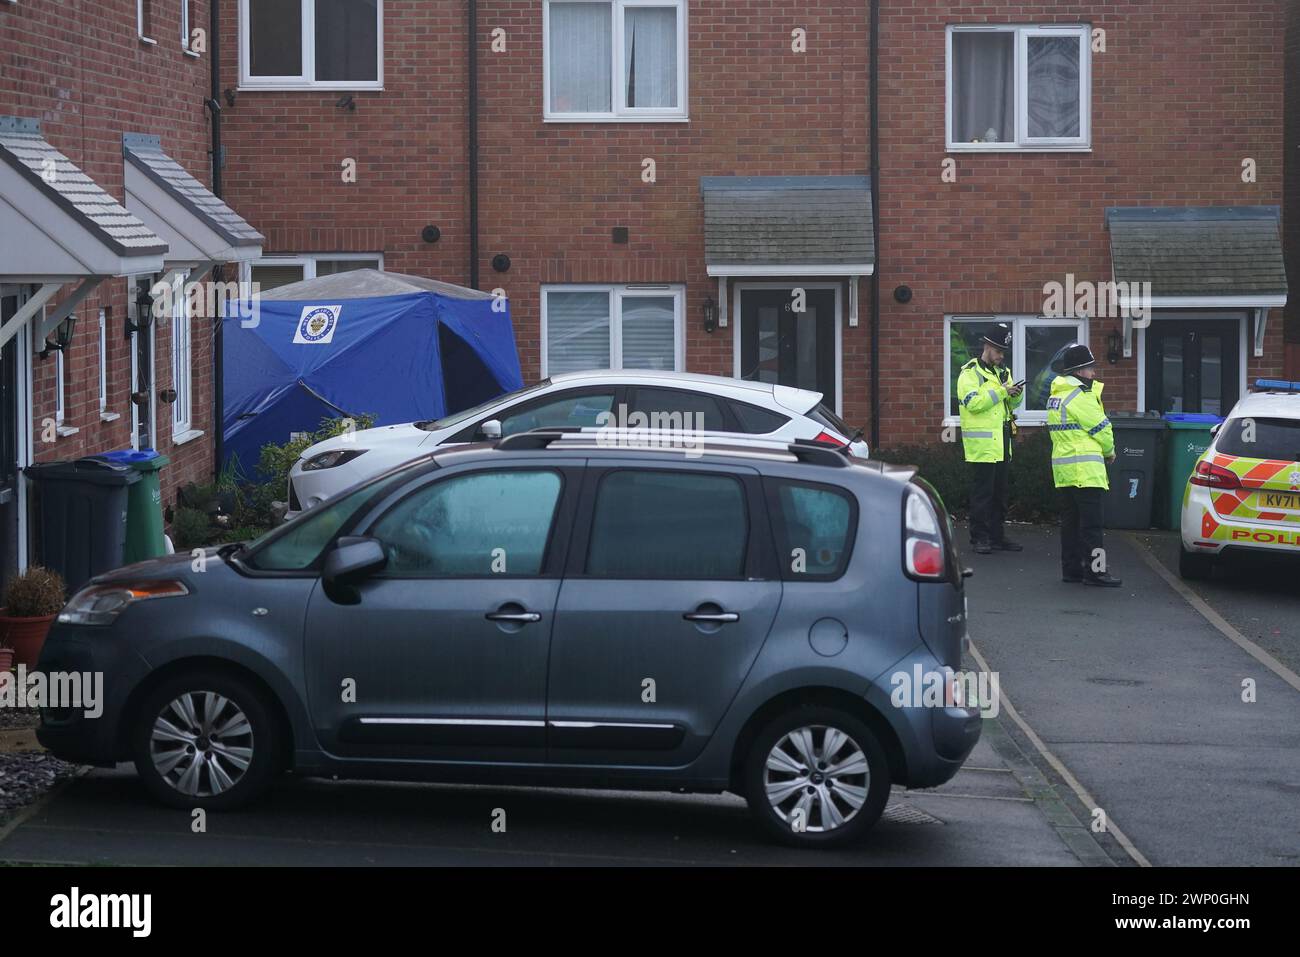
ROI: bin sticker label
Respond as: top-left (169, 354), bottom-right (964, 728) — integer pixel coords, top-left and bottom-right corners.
top-left (294, 305), bottom-right (342, 345)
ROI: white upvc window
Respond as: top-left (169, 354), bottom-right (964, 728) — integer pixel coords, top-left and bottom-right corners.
top-left (946, 24), bottom-right (1091, 151)
top-left (243, 253), bottom-right (383, 292)
top-left (542, 284), bottom-right (684, 375)
top-left (944, 315), bottom-right (1088, 427)
top-left (544, 0), bottom-right (688, 122)
top-left (181, 0), bottom-right (191, 49)
top-left (137, 0), bottom-right (156, 43)
top-left (98, 308), bottom-right (108, 416)
top-left (239, 0), bottom-right (384, 90)
top-left (54, 348), bottom-right (66, 427)
top-left (170, 275), bottom-right (193, 437)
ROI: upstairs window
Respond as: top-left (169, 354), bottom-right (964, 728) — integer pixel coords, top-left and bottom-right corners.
top-left (240, 0), bottom-right (382, 89)
top-left (947, 25), bottom-right (1090, 150)
top-left (545, 0), bottom-right (687, 120)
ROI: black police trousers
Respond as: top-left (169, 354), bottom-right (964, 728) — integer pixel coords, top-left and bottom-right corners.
top-left (969, 460), bottom-right (1009, 546)
top-left (1060, 486), bottom-right (1106, 579)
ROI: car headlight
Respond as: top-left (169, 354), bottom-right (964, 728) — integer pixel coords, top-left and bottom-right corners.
top-left (301, 449), bottom-right (368, 472)
top-left (58, 580), bottom-right (190, 626)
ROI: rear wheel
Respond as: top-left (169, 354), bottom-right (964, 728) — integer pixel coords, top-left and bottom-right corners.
top-left (131, 671), bottom-right (283, 811)
top-left (1179, 546), bottom-right (1215, 581)
top-left (742, 706), bottom-right (890, 848)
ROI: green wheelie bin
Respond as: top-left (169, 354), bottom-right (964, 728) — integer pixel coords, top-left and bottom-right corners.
top-left (91, 449), bottom-right (170, 563)
top-left (1159, 413), bottom-right (1224, 530)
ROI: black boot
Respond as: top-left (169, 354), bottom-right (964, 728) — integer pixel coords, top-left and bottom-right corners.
top-left (993, 538), bottom-right (1023, 552)
top-left (1083, 573), bottom-right (1123, 588)
top-left (973, 540), bottom-right (993, 555)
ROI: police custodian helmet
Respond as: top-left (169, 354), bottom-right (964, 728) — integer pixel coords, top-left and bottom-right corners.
top-left (981, 322), bottom-right (1013, 351)
top-left (1061, 343), bottom-right (1097, 373)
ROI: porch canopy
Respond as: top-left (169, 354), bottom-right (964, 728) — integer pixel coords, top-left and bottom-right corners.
top-left (1106, 206), bottom-right (1288, 357)
top-left (123, 133), bottom-right (264, 277)
top-left (0, 116), bottom-right (166, 350)
top-left (701, 175), bottom-right (875, 326)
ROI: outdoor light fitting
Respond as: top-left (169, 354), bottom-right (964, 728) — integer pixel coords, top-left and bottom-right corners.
top-left (702, 297), bottom-right (718, 334)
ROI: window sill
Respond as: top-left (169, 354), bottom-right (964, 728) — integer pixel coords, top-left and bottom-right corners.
top-left (55, 425), bottom-right (79, 438)
top-left (172, 427), bottom-right (204, 446)
top-left (183, 49), bottom-right (201, 59)
top-left (544, 115), bottom-right (690, 124)
top-left (100, 411), bottom-right (121, 423)
top-left (138, 35), bottom-right (157, 46)
top-left (946, 145), bottom-right (1092, 154)
top-left (237, 83), bottom-right (384, 93)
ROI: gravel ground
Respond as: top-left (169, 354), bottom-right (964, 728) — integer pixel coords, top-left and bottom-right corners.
top-left (0, 751), bottom-right (79, 826)
top-left (0, 704), bottom-right (39, 731)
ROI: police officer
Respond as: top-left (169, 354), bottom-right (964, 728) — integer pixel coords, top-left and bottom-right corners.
top-left (1048, 344), bottom-right (1122, 587)
top-left (958, 323), bottom-right (1024, 554)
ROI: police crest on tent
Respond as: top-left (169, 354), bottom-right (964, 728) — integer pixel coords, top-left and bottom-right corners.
top-left (293, 305), bottom-right (341, 345)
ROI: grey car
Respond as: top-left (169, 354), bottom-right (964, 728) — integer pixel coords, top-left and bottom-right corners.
top-left (38, 432), bottom-right (980, 847)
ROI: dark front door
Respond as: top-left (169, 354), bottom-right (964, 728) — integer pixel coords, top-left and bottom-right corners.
top-left (0, 295), bottom-right (21, 596)
top-left (739, 287), bottom-right (838, 411)
top-left (1145, 316), bottom-right (1242, 416)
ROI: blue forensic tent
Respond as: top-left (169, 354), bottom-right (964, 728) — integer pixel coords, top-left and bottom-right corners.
top-left (222, 269), bottom-right (522, 475)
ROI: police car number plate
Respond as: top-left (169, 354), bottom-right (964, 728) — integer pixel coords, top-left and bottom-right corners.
top-left (1260, 491), bottom-right (1300, 510)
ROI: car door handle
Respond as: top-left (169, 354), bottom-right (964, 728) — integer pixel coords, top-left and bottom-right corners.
top-left (682, 611), bottom-right (739, 624)
top-left (485, 611), bottom-right (541, 624)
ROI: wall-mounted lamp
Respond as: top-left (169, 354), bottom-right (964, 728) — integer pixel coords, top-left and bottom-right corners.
top-left (126, 285), bottom-right (155, 336)
top-left (1107, 327), bottom-right (1122, 364)
top-left (702, 297), bottom-right (718, 334)
top-left (39, 315), bottom-right (76, 360)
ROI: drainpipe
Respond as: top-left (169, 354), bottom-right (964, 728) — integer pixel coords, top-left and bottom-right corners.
top-left (868, 0), bottom-right (881, 449)
top-left (468, 0), bottom-right (480, 290)
top-left (210, 0), bottom-right (226, 473)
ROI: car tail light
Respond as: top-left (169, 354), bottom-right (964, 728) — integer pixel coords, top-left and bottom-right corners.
top-left (904, 487), bottom-right (947, 581)
top-left (812, 430), bottom-right (847, 448)
top-left (1190, 460), bottom-right (1241, 489)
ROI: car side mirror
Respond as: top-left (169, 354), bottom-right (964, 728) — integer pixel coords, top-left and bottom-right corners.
top-left (478, 419), bottom-right (502, 440)
top-left (322, 536), bottom-right (387, 587)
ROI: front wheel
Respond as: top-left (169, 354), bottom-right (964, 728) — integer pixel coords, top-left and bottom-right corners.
top-left (742, 706), bottom-right (891, 848)
top-left (131, 671), bottom-right (283, 811)
top-left (1179, 546), bottom-right (1215, 581)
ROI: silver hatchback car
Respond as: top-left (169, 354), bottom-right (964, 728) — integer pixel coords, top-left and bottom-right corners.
top-left (39, 432), bottom-right (979, 848)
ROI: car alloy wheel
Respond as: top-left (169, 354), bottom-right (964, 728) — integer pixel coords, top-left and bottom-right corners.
top-left (149, 690), bottom-right (255, 798)
top-left (763, 724), bottom-right (869, 833)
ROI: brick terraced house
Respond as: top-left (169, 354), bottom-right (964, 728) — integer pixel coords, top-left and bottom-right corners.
top-left (0, 0), bottom-right (263, 592)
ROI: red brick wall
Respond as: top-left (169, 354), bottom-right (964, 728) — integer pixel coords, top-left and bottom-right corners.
top-left (1, 0), bottom-right (217, 532)
top-left (1286, 0), bottom-right (1300, 377)
top-left (218, 1), bottom-right (871, 415)
top-left (879, 1), bottom-right (1286, 443)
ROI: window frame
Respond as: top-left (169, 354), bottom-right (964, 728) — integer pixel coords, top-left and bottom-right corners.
top-left (137, 0), bottom-right (156, 43)
top-left (540, 283), bottom-right (684, 376)
top-left (945, 24), bottom-right (1091, 152)
top-left (98, 307), bottom-right (109, 418)
top-left (543, 0), bottom-right (689, 123)
top-left (54, 347), bottom-right (65, 427)
top-left (242, 253), bottom-right (384, 290)
top-left (238, 0), bottom-right (385, 91)
top-left (181, 0), bottom-right (192, 50)
top-left (943, 314), bottom-right (1089, 428)
top-left (170, 274), bottom-right (194, 438)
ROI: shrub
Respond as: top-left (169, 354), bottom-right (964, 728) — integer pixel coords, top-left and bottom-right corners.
top-left (874, 429), bottom-right (1060, 525)
top-left (242, 413), bottom-right (377, 526)
top-left (170, 507), bottom-right (213, 550)
top-left (2, 566), bottom-right (67, 619)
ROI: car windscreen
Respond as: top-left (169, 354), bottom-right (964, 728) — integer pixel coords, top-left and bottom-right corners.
top-left (413, 379), bottom-right (552, 432)
top-left (1216, 417), bottom-right (1300, 462)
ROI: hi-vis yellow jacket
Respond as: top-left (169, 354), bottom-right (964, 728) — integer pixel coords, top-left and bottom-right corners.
top-left (1048, 375), bottom-right (1114, 490)
top-left (957, 358), bottom-right (1022, 463)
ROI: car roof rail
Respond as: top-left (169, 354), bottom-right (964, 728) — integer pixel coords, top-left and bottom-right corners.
top-left (495, 427), bottom-right (852, 467)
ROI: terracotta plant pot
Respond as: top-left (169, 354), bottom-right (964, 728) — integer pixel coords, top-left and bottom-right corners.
top-left (0, 645), bottom-right (14, 672)
top-left (0, 611), bottom-right (56, 668)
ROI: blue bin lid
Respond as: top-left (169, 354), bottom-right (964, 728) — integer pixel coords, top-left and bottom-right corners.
top-left (94, 448), bottom-right (161, 463)
top-left (1162, 413), bottom-right (1223, 425)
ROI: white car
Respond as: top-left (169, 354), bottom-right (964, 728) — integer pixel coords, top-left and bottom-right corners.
top-left (1179, 381), bottom-right (1300, 579)
top-left (286, 370), bottom-right (868, 517)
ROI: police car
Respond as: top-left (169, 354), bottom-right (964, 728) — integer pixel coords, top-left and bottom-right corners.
top-left (1180, 380), bottom-right (1300, 579)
